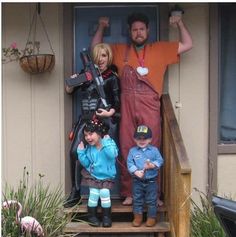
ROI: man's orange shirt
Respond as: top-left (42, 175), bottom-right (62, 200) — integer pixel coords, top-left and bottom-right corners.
top-left (111, 42), bottom-right (179, 95)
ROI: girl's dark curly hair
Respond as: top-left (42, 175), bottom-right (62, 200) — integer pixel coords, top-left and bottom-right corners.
top-left (83, 118), bottom-right (109, 137)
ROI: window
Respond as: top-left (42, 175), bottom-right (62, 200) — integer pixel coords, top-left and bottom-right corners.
top-left (219, 4), bottom-right (236, 144)
top-left (209, 4), bottom-right (236, 155)
top-left (209, 3), bottom-right (236, 194)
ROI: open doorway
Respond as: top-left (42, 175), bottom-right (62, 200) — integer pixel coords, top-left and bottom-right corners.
top-left (70, 3), bottom-right (159, 197)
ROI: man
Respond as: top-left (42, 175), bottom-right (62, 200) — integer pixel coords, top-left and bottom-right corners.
top-left (91, 12), bottom-right (192, 205)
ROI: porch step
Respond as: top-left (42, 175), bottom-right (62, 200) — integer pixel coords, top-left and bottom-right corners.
top-left (63, 199), bottom-right (170, 236)
top-left (64, 199), bottom-right (167, 214)
top-left (64, 221), bottom-right (170, 236)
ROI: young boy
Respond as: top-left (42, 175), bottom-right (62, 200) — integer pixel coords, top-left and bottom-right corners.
top-left (127, 125), bottom-right (164, 227)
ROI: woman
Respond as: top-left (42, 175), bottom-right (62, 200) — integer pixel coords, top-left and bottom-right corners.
top-left (64, 43), bottom-right (120, 208)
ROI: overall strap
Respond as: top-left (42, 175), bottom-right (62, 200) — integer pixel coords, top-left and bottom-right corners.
top-left (123, 44), bottom-right (131, 64)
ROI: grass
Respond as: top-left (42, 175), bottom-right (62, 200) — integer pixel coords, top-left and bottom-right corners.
top-left (2, 167), bottom-right (71, 237)
top-left (190, 188), bottom-right (226, 237)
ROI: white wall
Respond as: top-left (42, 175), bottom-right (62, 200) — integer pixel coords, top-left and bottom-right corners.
top-left (169, 3), bottom-right (236, 201)
top-left (2, 3), bottom-right (236, 202)
top-left (2, 3), bottom-right (66, 190)
top-left (168, 3), bottom-right (209, 201)
top-left (218, 154), bottom-right (236, 200)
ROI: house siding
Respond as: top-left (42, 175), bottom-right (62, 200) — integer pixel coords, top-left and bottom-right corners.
top-left (169, 3), bottom-right (210, 201)
top-left (2, 2), bottom-right (236, 201)
top-left (2, 3), bottom-right (66, 190)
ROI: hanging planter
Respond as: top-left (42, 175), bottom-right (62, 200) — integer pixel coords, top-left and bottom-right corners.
top-left (19, 54), bottom-right (55, 74)
top-left (19, 4), bottom-right (55, 74)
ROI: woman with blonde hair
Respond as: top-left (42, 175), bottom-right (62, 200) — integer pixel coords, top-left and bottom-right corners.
top-left (92, 43), bottom-right (119, 119)
top-left (64, 43), bottom-right (120, 209)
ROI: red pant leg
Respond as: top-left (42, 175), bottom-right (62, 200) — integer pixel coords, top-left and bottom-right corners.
top-left (119, 92), bottom-right (136, 198)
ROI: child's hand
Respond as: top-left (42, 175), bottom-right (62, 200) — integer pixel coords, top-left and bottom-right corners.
top-left (144, 159), bottom-right (155, 170)
top-left (134, 170), bottom-right (144, 179)
top-left (78, 141), bottom-right (84, 150)
top-left (103, 134), bottom-right (110, 139)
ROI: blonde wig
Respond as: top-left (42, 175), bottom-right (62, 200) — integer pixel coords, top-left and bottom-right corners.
top-left (92, 43), bottom-right (113, 67)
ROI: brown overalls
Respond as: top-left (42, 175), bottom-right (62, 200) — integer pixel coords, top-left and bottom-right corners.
top-left (119, 64), bottom-right (161, 198)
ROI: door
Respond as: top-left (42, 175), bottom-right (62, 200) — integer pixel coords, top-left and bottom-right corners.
top-left (73, 4), bottom-right (159, 197)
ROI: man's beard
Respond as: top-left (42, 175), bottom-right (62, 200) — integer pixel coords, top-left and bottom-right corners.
top-left (132, 37), bottom-right (148, 47)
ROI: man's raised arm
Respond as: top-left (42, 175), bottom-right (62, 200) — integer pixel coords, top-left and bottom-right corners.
top-left (91, 17), bottom-right (110, 49)
top-left (170, 15), bottom-right (193, 54)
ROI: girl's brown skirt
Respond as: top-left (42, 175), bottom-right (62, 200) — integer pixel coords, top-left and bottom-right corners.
top-left (81, 169), bottom-right (115, 189)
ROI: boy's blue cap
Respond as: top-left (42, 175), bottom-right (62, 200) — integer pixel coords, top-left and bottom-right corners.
top-left (134, 125), bottom-right (152, 139)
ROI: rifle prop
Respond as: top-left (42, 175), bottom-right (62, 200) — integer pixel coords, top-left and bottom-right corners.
top-left (65, 49), bottom-right (110, 109)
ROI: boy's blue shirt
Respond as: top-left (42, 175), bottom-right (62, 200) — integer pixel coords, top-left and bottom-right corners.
top-left (127, 144), bottom-right (164, 179)
top-left (77, 137), bottom-right (118, 180)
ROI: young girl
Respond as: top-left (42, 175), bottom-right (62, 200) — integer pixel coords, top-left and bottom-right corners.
top-left (77, 118), bottom-right (118, 227)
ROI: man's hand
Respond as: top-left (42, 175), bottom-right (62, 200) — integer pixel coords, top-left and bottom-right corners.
top-left (169, 15), bottom-right (193, 54)
top-left (91, 16), bottom-right (109, 48)
top-left (134, 170), bottom-right (145, 179)
top-left (169, 15), bottom-right (182, 28)
top-left (98, 17), bottom-right (109, 28)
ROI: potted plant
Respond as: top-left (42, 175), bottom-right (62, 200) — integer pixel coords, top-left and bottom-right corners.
top-left (2, 41), bottom-right (55, 74)
top-left (2, 4), bottom-right (55, 75)
top-left (19, 41), bottom-right (55, 74)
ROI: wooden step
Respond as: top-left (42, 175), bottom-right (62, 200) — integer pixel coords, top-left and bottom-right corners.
top-left (64, 199), bottom-right (167, 214)
top-left (64, 221), bottom-right (170, 235)
top-left (63, 199), bottom-right (170, 236)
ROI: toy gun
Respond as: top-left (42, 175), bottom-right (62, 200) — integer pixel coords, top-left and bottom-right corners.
top-left (65, 49), bottom-right (110, 109)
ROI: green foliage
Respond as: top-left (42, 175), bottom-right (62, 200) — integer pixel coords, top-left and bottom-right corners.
top-left (2, 167), bottom-right (69, 237)
top-left (190, 189), bottom-right (226, 237)
top-left (2, 202), bottom-right (21, 236)
top-left (2, 41), bottom-right (39, 64)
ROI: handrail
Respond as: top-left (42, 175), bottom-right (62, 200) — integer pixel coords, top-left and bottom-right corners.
top-left (161, 93), bottom-right (192, 237)
top-left (161, 94), bottom-right (191, 174)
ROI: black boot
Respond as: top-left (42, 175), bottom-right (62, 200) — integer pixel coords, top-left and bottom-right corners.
top-left (102, 207), bottom-right (112, 227)
top-left (87, 206), bottom-right (100, 227)
top-left (64, 187), bottom-right (81, 208)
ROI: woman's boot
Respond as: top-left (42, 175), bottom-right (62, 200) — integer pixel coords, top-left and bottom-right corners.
top-left (64, 186), bottom-right (81, 208)
top-left (102, 207), bottom-right (112, 227)
top-left (87, 206), bottom-right (100, 227)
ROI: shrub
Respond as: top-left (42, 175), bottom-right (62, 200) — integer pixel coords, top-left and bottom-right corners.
top-left (2, 167), bottom-right (69, 237)
top-left (190, 188), bottom-right (226, 237)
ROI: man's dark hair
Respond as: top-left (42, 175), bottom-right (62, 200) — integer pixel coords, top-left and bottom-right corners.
top-left (127, 12), bottom-right (149, 28)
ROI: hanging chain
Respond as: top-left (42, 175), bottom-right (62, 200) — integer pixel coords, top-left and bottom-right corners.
top-left (23, 8), bottom-right (37, 55)
top-left (38, 13), bottom-right (55, 54)
top-left (23, 4), bottom-right (55, 56)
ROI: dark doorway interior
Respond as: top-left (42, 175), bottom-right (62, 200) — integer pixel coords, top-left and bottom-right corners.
top-left (73, 3), bottom-right (159, 197)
